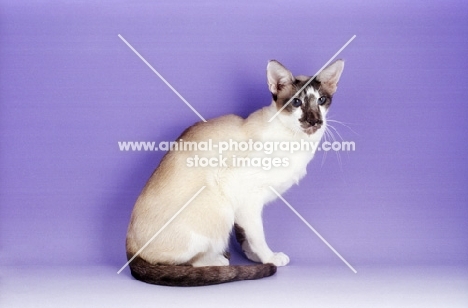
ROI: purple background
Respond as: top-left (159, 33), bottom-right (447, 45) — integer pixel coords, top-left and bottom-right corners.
top-left (1, 0), bottom-right (467, 270)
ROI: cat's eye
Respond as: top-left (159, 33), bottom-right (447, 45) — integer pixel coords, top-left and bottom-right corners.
top-left (292, 98), bottom-right (302, 107)
top-left (318, 96), bottom-right (327, 105)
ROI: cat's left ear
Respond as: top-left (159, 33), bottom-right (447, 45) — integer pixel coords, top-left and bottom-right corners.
top-left (316, 60), bottom-right (344, 94)
top-left (267, 60), bottom-right (294, 94)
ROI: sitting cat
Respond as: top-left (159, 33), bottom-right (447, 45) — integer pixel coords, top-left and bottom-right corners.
top-left (126, 59), bottom-right (344, 286)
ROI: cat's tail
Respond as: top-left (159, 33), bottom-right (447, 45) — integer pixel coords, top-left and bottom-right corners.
top-left (127, 255), bottom-right (277, 287)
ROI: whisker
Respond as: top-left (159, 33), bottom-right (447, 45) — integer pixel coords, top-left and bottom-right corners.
top-left (327, 119), bottom-right (360, 136)
top-left (326, 125), bottom-right (338, 143)
top-left (327, 124), bottom-right (345, 142)
top-left (325, 124), bottom-right (343, 170)
top-left (321, 127), bottom-right (330, 167)
top-left (327, 121), bottom-right (352, 162)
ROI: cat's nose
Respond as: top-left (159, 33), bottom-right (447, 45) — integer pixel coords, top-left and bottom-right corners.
top-left (307, 118), bottom-right (322, 126)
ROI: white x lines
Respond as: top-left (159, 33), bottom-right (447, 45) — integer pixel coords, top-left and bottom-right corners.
top-left (118, 34), bottom-right (207, 122)
top-left (269, 186), bottom-right (357, 273)
top-left (268, 35), bottom-right (356, 122)
top-left (117, 186), bottom-right (206, 274)
top-left (117, 34), bottom-right (356, 274)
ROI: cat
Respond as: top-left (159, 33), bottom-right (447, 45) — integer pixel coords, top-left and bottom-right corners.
top-left (126, 59), bottom-right (344, 286)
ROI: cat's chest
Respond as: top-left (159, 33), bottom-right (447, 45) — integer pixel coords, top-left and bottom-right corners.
top-left (216, 149), bottom-right (311, 208)
top-left (223, 140), bottom-right (314, 194)
top-left (212, 112), bottom-right (323, 204)
top-left (260, 148), bottom-right (312, 187)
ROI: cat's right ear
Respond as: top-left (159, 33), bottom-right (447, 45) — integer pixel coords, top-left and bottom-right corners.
top-left (267, 60), bottom-right (294, 94)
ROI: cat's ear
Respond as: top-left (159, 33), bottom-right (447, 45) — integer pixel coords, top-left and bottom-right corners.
top-left (316, 60), bottom-right (344, 94)
top-left (267, 60), bottom-right (294, 94)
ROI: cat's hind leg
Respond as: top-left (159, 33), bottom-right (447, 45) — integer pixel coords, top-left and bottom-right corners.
top-left (192, 251), bottom-right (230, 267)
top-left (188, 231), bottom-right (231, 267)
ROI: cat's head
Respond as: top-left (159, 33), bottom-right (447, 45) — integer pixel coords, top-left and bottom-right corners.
top-left (267, 60), bottom-right (344, 135)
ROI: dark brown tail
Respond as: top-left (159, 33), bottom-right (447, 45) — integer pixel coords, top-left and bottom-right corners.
top-left (128, 255), bottom-right (277, 287)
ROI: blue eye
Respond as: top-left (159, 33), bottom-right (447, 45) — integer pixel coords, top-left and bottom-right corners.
top-left (318, 96), bottom-right (327, 105)
top-left (292, 98), bottom-right (302, 107)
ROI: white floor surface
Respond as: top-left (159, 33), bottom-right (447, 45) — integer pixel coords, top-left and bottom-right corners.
top-left (2, 265), bottom-right (467, 308)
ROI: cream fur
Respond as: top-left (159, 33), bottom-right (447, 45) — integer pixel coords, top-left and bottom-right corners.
top-left (126, 60), bottom-right (343, 267)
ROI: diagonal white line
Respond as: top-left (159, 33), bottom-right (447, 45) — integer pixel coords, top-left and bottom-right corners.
top-left (269, 186), bottom-right (357, 273)
top-left (117, 186), bottom-right (206, 274)
top-left (118, 34), bottom-right (207, 123)
top-left (268, 35), bottom-right (356, 123)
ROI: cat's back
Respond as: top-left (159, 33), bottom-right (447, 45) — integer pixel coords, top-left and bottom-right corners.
top-left (180, 114), bottom-right (246, 142)
top-left (142, 114), bottom-right (247, 192)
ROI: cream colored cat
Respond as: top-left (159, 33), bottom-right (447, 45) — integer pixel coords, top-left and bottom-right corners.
top-left (126, 59), bottom-right (344, 286)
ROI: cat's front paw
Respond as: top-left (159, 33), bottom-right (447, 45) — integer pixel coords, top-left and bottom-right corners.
top-left (266, 252), bottom-right (290, 266)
